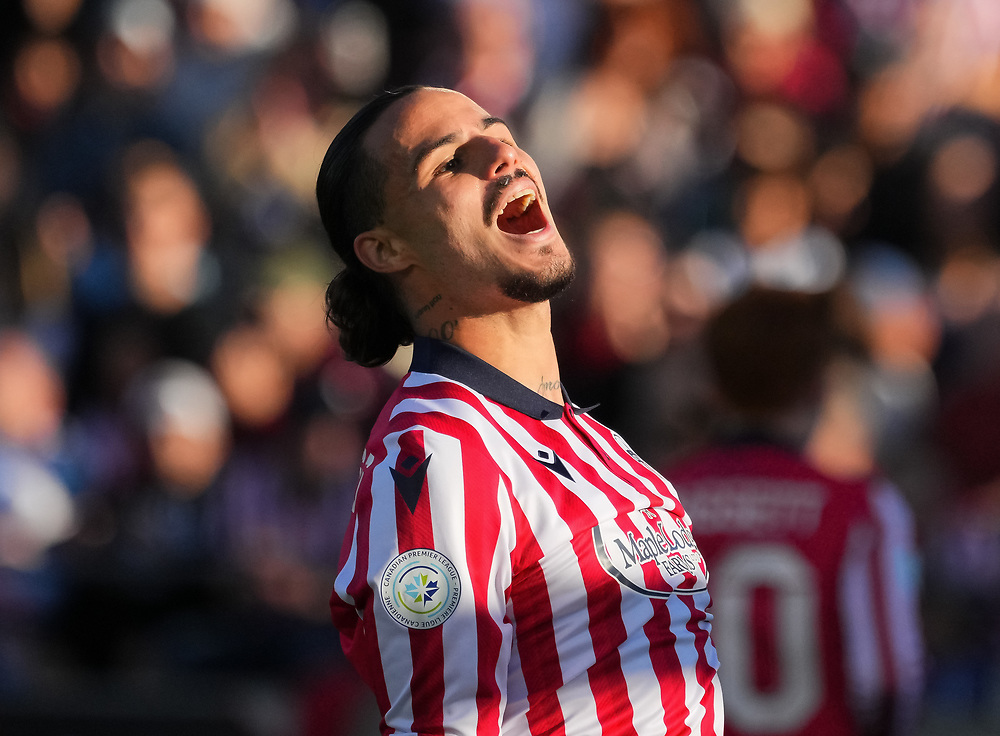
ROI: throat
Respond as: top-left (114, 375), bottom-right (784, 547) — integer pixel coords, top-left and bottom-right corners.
top-left (537, 376), bottom-right (563, 402)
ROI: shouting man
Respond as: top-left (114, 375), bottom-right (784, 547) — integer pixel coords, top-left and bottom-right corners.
top-left (317, 86), bottom-right (722, 736)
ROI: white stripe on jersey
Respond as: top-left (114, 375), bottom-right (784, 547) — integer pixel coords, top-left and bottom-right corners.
top-left (504, 635), bottom-right (531, 735)
top-left (493, 475), bottom-right (518, 733)
top-left (427, 431), bottom-right (480, 735)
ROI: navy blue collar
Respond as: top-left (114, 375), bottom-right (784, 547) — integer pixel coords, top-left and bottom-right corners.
top-left (409, 337), bottom-right (568, 420)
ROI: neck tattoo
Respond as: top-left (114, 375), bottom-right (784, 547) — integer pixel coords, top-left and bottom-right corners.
top-left (428, 319), bottom-right (458, 342)
top-left (538, 378), bottom-right (561, 394)
top-left (414, 293), bottom-right (442, 320)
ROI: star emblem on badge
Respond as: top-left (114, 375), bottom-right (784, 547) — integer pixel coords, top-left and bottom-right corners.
top-left (404, 573), bottom-right (439, 604)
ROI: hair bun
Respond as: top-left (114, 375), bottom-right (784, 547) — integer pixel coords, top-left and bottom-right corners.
top-left (326, 267), bottom-right (413, 367)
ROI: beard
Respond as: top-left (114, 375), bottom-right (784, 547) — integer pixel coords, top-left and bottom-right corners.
top-left (499, 249), bottom-right (577, 303)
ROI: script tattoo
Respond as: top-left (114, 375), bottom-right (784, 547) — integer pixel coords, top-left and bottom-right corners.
top-left (414, 294), bottom-right (442, 320)
top-left (428, 320), bottom-right (458, 341)
top-left (538, 378), bottom-right (561, 394)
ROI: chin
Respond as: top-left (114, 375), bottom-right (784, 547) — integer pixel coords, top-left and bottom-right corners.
top-left (500, 251), bottom-right (576, 304)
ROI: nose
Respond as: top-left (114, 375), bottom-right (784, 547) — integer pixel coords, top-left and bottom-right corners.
top-left (469, 136), bottom-right (518, 179)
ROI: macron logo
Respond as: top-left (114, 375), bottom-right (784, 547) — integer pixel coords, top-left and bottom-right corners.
top-left (391, 454), bottom-right (432, 514)
top-left (535, 447), bottom-right (573, 481)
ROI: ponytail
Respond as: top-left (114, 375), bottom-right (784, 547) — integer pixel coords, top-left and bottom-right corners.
top-left (325, 265), bottom-right (414, 368)
top-left (316, 86), bottom-right (421, 366)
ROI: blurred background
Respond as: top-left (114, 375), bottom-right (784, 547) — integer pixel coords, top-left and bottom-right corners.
top-left (0, 0), bottom-right (999, 734)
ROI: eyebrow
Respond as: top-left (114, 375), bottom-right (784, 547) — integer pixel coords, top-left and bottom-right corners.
top-left (411, 116), bottom-right (509, 174)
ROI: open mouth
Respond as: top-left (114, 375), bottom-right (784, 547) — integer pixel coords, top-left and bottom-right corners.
top-left (497, 190), bottom-right (547, 235)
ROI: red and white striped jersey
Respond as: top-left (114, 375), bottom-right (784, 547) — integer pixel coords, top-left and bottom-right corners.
top-left (666, 442), bottom-right (924, 736)
top-left (331, 338), bottom-right (723, 736)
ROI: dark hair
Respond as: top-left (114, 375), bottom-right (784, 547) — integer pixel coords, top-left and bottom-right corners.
top-left (316, 86), bottom-right (421, 367)
top-left (705, 287), bottom-right (837, 417)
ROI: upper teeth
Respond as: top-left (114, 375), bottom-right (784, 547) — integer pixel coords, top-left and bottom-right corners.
top-left (505, 190), bottom-right (535, 215)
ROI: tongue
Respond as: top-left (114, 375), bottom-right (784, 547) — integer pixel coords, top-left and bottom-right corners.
top-left (498, 198), bottom-right (546, 235)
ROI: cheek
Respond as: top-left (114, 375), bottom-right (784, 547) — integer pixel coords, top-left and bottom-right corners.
top-left (388, 183), bottom-right (489, 264)
top-left (424, 194), bottom-right (482, 246)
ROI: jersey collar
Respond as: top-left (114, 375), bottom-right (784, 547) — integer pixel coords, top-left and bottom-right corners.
top-left (409, 337), bottom-right (567, 420)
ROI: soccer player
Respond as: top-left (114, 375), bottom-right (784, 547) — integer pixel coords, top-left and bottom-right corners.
top-left (666, 287), bottom-right (924, 736)
top-left (315, 86), bottom-right (722, 735)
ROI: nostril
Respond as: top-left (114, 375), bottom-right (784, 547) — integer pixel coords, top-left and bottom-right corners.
top-left (494, 149), bottom-right (516, 175)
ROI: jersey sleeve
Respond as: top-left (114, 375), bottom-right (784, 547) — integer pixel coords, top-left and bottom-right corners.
top-left (839, 478), bottom-right (925, 736)
top-left (331, 416), bottom-right (516, 736)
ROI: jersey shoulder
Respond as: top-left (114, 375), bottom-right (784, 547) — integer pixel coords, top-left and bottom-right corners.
top-left (358, 371), bottom-right (507, 503)
top-left (367, 370), bottom-right (497, 446)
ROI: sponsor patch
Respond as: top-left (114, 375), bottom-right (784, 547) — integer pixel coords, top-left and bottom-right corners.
top-left (380, 548), bottom-right (461, 629)
top-left (593, 506), bottom-right (709, 598)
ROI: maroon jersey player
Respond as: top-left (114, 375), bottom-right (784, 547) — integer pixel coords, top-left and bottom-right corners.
top-left (667, 287), bottom-right (923, 736)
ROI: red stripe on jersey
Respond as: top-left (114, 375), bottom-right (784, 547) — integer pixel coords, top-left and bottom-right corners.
top-left (407, 627), bottom-right (446, 732)
top-left (389, 423), bottom-right (435, 550)
top-left (392, 427), bottom-right (435, 536)
top-left (458, 431), bottom-right (508, 735)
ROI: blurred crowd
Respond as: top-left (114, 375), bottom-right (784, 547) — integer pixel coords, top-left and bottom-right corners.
top-left (1, 0), bottom-right (1000, 734)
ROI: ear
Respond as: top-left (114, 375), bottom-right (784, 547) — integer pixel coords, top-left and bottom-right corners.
top-left (353, 228), bottom-right (414, 274)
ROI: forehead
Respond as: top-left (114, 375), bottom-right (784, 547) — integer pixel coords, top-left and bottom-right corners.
top-left (364, 88), bottom-right (491, 170)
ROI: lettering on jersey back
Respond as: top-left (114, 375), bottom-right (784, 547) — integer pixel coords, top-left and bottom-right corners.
top-left (680, 478), bottom-right (827, 535)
